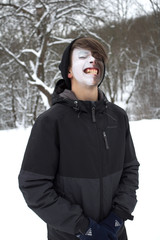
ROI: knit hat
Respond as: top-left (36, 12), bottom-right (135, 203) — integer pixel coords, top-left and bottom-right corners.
top-left (59, 38), bottom-right (106, 89)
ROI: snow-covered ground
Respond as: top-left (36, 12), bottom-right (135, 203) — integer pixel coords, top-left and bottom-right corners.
top-left (0, 119), bottom-right (160, 240)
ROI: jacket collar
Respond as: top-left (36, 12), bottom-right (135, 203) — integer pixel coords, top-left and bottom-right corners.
top-left (52, 79), bottom-right (108, 113)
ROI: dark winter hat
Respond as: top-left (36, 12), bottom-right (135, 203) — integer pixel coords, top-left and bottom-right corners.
top-left (59, 39), bottom-right (77, 90)
top-left (59, 37), bottom-right (106, 89)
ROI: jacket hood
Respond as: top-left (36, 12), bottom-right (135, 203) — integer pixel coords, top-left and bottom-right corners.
top-left (59, 39), bottom-right (77, 90)
top-left (59, 38), bottom-right (106, 90)
top-left (52, 79), bottom-right (108, 115)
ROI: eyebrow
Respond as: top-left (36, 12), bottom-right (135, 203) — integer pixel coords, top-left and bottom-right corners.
top-left (78, 50), bottom-right (90, 57)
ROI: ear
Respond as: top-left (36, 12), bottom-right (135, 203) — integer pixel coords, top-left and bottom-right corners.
top-left (68, 68), bottom-right (73, 78)
top-left (68, 73), bottom-right (72, 78)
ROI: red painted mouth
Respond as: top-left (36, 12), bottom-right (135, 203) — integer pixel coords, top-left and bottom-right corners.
top-left (84, 68), bottom-right (99, 75)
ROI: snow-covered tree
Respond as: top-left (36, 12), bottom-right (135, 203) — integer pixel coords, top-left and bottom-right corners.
top-left (0, 0), bottom-right (159, 128)
top-left (0, 0), bottom-right (107, 127)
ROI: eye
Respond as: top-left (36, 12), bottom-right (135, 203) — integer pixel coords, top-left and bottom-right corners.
top-left (79, 56), bottom-right (87, 59)
top-left (92, 52), bottom-right (103, 62)
top-left (78, 51), bottom-right (90, 59)
top-left (79, 54), bottom-right (88, 59)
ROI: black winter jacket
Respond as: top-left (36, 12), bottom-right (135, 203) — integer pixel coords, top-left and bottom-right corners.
top-left (19, 83), bottom-right (139, 240)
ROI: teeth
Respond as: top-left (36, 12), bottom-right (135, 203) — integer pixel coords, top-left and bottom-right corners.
top-left (85, 68), bottom-right (98, 75)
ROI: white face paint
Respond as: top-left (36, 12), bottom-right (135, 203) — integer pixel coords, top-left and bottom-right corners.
top-left (69, 48), bottom-right (104, 87)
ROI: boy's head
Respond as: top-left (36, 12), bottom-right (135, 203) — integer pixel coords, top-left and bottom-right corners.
top-left (59, 37), bottom-right (107, 89)
top-left (69, 37), bottom-right (107, 65)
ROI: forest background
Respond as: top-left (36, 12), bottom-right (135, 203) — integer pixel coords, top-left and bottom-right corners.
top-left (0, 0), bottom-right (160, 129)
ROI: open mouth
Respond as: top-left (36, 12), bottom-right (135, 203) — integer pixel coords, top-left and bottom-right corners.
top-left (84, 68), bottom-right (99, 75)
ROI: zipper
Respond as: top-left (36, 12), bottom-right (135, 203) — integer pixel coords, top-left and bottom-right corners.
top-left (99, 131), bottom-right (109, 220)
top-left (103, 131), bottom-right (109, 150)
top-left (92, 106), bottom-right (96, 123)
top-left (92, 117), bottom-right (103, 220)
top-left (91, 104), bottom-right (106, 220)
top-left (95, 126), bottom-right (103, 221)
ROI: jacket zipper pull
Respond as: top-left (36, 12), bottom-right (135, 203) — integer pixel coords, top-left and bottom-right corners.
top-left (92, 106), bottom-right (96, 123)
top-left (103, 131), bottom-right (109, 150)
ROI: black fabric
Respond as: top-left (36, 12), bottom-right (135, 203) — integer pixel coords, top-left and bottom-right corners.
top-left (19, 83), bottom-right (139, 240)
top-left (59, 39), bottom-right (78, 89)
top-left (117, 224), bottom-right (128, 240)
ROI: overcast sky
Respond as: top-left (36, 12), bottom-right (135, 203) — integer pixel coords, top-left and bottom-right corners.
top-left (135, 0), bottom-right (153, 13)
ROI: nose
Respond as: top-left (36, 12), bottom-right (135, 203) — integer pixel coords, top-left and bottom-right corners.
top-left (89, 55), bottom-right (97, 64)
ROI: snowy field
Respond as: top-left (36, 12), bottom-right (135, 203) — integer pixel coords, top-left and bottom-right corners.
top-left (0, 119), bottom-right (160, 240)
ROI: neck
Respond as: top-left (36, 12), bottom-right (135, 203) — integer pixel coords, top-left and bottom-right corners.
top-left (71, 82), bottom-right (98, 101)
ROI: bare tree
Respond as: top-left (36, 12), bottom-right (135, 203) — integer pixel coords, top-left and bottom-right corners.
top-left (149, 0), bottom-right (160, 36)
top-left (0, 0), bottom-right (109, 127)
top-left (0, 0), bottom-right (159, 128)
top-left (0, 0), bottom-right (105, 107)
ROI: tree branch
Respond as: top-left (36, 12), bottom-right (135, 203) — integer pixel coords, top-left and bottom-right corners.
top-left (0, 2), bottom-right (34, 17)
top-left (0, 42), bottom-right (53, 105)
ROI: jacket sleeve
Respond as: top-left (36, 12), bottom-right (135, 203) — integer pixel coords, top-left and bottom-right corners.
top-left (18, 112), bottom-right (89, 235)
top-left (112, 115), bottom-right (140, 221)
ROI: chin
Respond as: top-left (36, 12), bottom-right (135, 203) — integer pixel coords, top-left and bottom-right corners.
top-left (88, 78), bottom-right (101, 86)
top-left (84, 81), bottom-right (100, 87)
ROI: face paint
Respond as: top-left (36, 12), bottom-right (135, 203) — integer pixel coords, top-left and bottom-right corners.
top-left (69, 48), bottom-right (104, 87)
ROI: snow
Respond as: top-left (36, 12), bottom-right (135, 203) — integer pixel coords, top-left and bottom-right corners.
top-left (0, 119), bottom-right (160, 240)
top-left (21, 49), bottom-right (41, 58)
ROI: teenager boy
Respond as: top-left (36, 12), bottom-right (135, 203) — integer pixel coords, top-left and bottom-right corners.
top-left (19, 37), bottom-right (139, 240)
